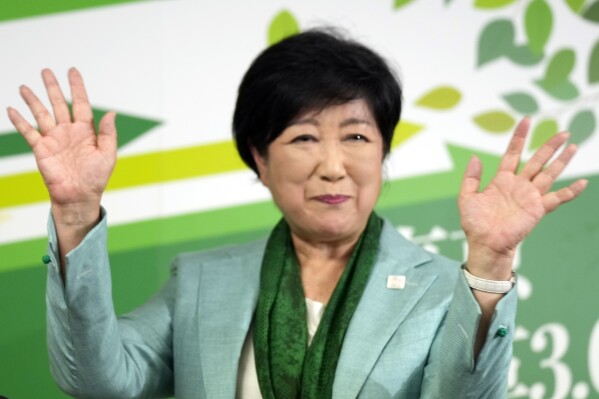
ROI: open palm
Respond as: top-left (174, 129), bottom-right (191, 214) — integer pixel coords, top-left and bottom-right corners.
top-left (459, 118), bottom-right (587, 274)
top-left (7, 68), bottom-right (116, 208)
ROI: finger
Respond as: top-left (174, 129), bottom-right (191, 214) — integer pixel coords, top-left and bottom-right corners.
top-left (520, 132), bottom-right (569, 179)
top-left (460, 155), bottom-right (482, 197)
top-left (98, 112), bottom-right (117, 158)
top-left (41, 68), bottom-right (71, 125)
top-left (19, 84), bottom-right (55, 132)
top-left (6, 107), bottom-right (41, 148)
top-left (533, 144), bottom-right (578, 194)
top-left (543, 178), bottom-right (588, 213)
top-left (68, 67), bottom-right (94, 124)
top-left (497, 117), bottom-right (530, 173)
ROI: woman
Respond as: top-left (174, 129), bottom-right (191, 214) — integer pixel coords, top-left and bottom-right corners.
top-left (7, 30), bottom-right (586, 398)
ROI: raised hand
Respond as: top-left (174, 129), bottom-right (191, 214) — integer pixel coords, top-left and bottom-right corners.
top-left (459, 117), bottom-right (587, 280)
top-left (7, 68), bottom-right (116, 224)
top-left (7, 68), bottom-right (117, 270)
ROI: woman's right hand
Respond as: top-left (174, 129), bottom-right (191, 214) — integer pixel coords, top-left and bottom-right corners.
top-left (7, 68), bottom-right (117, 228)
top-left (7, 68), bottom-right (116, 272)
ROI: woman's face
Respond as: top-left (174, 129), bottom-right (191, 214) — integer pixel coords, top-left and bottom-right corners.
top-left (253, 99), bottom-right (384, 244)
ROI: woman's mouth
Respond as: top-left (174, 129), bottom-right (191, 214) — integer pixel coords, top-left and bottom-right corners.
top-left (315, 195), bottom-right (350, 205)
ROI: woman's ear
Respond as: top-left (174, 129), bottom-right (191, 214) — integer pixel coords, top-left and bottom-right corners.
top-left (250, 147), bottom-right (269, 187)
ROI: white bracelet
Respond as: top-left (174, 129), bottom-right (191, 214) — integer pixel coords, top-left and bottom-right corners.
top-left (462, 265), bottom-right (516, 294)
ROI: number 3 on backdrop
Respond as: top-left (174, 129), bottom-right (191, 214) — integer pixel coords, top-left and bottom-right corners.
top-left (509, 319), bottom-right (599, 399)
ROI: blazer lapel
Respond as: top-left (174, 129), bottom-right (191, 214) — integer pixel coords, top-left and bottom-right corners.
top-left (196, 242), bottom-right (265, 398)
top-left (332, 221), bottom-right (438, 399)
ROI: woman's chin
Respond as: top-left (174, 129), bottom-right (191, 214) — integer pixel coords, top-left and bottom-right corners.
top-left (296, 218), bottom-right (365, 243)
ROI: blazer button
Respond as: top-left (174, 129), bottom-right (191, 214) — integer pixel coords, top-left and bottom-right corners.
top-left (42, 255), bottom-right (51, 264)
top-left (496, 326), bottom-right (508, 337)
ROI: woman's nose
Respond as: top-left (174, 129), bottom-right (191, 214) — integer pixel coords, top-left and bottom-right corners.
top-left (318, 143), bottom-right (346, 182)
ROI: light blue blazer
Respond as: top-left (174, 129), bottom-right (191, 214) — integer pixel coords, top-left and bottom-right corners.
top-left (46, 211), bottom-right (517, 398)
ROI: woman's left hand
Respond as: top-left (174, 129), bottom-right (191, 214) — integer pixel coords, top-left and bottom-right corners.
top-left (458, 117), bottom-right (587, 280)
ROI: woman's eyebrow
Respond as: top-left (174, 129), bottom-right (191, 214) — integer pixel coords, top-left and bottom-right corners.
top-left (289, 118), bottom-right (319, 127)
top-left (288, 117), bottom-right (371, 127)
top-left (340, 118), bottom-right (371, 127)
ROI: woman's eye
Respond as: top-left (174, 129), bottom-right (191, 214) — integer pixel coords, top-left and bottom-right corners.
top-left (291, 134), bottom-right (317, 143)
top-left (346, 134), bottom-right (369, 142)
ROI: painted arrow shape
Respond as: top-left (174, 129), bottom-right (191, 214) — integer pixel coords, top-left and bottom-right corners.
top-left (377, 143), bottom-right (505, 209)
top-left (0, 106), bottom-right (159, 158)
top-left (0, 0), bottom-right (145, 23)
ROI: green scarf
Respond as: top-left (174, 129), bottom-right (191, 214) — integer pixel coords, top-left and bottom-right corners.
top-left (253, 213), bottom-right (383, 399)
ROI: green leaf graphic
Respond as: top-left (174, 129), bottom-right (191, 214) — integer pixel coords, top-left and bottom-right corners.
top-left (525, 0), bottom-right (553, 55)
top-left (506, 45), bottom-right (544, 65)
top-left (536, 49), bottom-right (578, 100)
top-left (503, 92), bottom-right (539, 114)
top-left (568, 110), bottom-right (596, 145)
top-left (590, 40), bottom-right (599, 83)
top-left (473, 111), bottom-right (515, 133)
top-left (566, 0), bottom-right (587, 12)
top-left (544, 49), bottom-right (575, 85)
top-left (268, 10), bottom-right (300, 46)
top-left (394, 0), bottom-right (415, 9)
top-left (391, 121), bottom-right (424, 148)
top-left (536, 80), bottom-right (579, 100)
top-left (474, 0), bottom-right (516, 9)
top-left (415, 86), bottom-right (462, 110)
top-left (477, 20), bottom-right (515, 66)
top-left (565, 0), bottom-right (587, 13)
top-left (529, 119), bottom-right (558, 150)
top-left (566, 0), bottom-right (586, 14)
top-left (584, 1), bottom-right (599, 22)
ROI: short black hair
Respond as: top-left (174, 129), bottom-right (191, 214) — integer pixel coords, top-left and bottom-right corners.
top-left (232, 28), bottom-right (403, 176)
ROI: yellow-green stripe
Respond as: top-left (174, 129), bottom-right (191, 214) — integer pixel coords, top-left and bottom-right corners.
top-left (0, 140), bottom-right (247, 208)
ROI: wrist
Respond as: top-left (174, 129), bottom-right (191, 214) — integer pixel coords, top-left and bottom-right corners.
top-left (51, 202), bottom-right (101, 228)
top-left (466, 242), bottom-right (515, 280)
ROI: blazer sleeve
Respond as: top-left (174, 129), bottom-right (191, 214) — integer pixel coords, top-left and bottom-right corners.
top-left (46, 208), bottom-right (175, 399)
top-left (420, 272), bottom-right (518, 399)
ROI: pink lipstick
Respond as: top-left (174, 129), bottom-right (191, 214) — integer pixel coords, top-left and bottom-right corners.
top-left (316, 195), bottom-right (350, 205)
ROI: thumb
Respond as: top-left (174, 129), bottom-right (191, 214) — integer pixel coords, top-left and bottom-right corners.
top-left (98, 111), bottom-right (117, 157)
top-left (460, 155), bottom-right (482, 197)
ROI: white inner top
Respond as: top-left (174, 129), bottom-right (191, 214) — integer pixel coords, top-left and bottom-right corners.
top-left (236, 297), bottom-right (326, 398)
